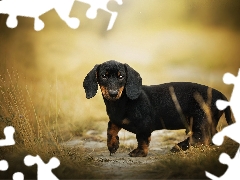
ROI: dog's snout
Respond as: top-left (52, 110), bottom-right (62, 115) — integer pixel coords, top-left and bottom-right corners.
top-left (109, 90), bottom-right (118, 97)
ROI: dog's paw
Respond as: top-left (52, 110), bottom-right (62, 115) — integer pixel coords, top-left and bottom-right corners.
top-left (171, 141), bottom-right (190, 153)
top-left (128, 148), bottom-right (148, 157)
top-left (107, 135), bottom-right (119, 155)
top-left (170, 144), bottom-right (182, 153)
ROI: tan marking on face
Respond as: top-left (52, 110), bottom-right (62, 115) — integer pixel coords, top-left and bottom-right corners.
top-left (100, 86), bottom-right (112, 100)
top-left (100, 86), bottom-right (108, 97)
top-left (116, 86), bottom-right (124, 99)
top-left (100, 86), bottom-right (124, 101)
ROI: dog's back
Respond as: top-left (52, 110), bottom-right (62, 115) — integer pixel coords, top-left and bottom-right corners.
top-left (142, 82), bottom-right (233, 130)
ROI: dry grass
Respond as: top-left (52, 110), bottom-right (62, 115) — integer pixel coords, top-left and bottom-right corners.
top-left (142, 138), bottom-right (239, 179)
top-left (0, 70), bottom-right (99, 179)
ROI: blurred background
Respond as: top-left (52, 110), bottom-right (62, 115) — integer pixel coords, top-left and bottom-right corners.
top-left (0, 0), bottom-right (240, 137)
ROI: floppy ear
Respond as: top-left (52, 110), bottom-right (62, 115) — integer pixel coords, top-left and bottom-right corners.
top-left (124, 64), bottom-right (142, 100)
top-left (83, 64), bottom-right (99, 99)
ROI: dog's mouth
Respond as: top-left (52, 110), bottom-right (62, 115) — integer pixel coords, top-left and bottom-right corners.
top-left (100, 86), bottom-right (124, 101)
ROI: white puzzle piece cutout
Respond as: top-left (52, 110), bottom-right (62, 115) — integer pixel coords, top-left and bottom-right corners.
top-left (0, 160), bottom-right (8, 171)
top-left (24, 155), bottom-right (60, 180)
top-left (213, 69), bottom-right (240, 146)
top-left (0, 126), bottom-right (15, 175)
top-left (13, 172), bottom-right (24, 180)
top-left (0, 0), bottom-right (80, 31)
top-left (0, 0), bottom-right (123, 31)
top-left (0, 126), bottom-right (15, 146)
top-left (206, 69), bottom-right (240, 179)
top-left (206, 148), bottom-right (240, 180)
top-left (77, 0), bottom-right (123, 30)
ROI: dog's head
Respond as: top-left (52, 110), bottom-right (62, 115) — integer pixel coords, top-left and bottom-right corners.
top-left (83, 60), bottom-right (142, 101)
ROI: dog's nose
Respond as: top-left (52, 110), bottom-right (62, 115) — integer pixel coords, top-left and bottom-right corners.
top-left (109, 90), bottom-right (118, 97)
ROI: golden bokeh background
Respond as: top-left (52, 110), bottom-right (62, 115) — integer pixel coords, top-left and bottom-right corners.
top-left (0, 1), bottom-right (240, 179)
top-left (0, 0), bottom-right (240, 134)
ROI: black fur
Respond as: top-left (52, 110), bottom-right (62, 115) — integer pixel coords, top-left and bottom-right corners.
top-left (83, 65), bottom-right (99, 99)
top-left (83, 60), bottom-right (233, 157)
top-left (124, 64), bottom-right (142, 100)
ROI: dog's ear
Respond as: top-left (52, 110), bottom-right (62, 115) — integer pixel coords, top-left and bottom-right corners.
top-left (83, 64), bottom-right (99, 99)
top-left (124, 64), bottom-right (142, 100)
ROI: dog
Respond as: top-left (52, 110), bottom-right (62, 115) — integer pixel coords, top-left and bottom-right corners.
top-left (83, 60), bottom-right (233, 157)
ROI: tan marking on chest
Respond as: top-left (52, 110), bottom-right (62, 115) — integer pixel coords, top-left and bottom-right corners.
top-left (122, 118), bottom-right (130, 125)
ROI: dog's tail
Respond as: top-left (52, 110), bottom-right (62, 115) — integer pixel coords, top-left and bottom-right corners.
top-left (221, 94), bottom-right (234, 125)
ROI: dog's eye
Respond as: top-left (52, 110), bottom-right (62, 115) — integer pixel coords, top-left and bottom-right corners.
top-left (102, 74), bottom-right (107, 79)
top-left (118, 75), bottom-right (124, 79)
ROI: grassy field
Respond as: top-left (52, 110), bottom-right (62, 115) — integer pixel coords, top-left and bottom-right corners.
top-left (0, 0), bottom-right (240, 179)
top-left (0, 70), bottom-right (101, 179)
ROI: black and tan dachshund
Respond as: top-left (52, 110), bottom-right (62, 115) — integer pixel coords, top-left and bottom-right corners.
top-left (83, 60), bottom-right (233, 157)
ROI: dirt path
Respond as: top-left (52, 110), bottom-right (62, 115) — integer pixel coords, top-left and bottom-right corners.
top-left (62, 129), bottom-right (188, 178)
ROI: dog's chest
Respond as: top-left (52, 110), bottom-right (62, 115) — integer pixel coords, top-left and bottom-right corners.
top-left (104, 98), bottom-right (127, 118)
top-left (105, 103), bottom-right (137, 133)
top-left (120, 118), bottom-right (137, 133)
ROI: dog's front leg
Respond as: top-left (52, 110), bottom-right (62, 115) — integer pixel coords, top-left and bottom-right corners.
top-left (107, 121), bottom-right (121, 155)
top-left (129, 133), bottom-right (151, 157)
